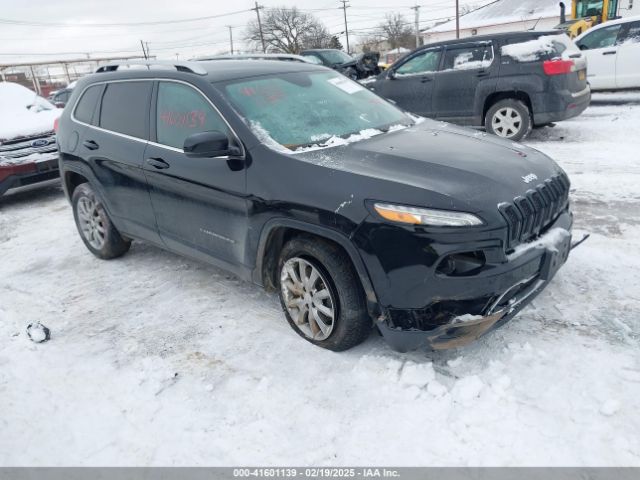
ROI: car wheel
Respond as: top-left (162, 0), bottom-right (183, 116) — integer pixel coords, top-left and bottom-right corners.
top-left (277, 235), bottom-right (371, 351)
top-left (485, 99), bottom-right (532, 142)
top-left (72, 183), bottom-right (130, 259)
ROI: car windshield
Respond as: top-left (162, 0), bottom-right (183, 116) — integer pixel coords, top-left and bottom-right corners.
top-left (221, 71), bottom-right (413, 150)
top-left (319, 50), bottom-right (353, 65)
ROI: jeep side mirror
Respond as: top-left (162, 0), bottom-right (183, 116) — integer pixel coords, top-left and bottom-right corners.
top-left (183, 130), bottom-right (239, 158)
top-left (388, 69), bottom-right (396, 79)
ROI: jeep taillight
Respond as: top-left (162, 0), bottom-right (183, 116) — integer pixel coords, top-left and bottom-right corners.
top-left (543, 59), bottom-right (575, 76)
top-left (54, 117), bottom-right (60, 133)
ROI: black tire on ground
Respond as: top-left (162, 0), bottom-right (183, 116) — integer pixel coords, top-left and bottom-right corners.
top-left (485, 98), bottom-right (532, 142)
top-left (277, 235), bottom-right (371, 351)
top-left (71, 182), bottom-right (131, 260)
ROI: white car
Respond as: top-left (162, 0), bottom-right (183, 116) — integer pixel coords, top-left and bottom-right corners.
top-left (575, 15), bottom-right (640, 90)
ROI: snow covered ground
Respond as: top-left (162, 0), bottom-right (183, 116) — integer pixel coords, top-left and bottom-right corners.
top-left (1, 92), bottom-right (639, 466)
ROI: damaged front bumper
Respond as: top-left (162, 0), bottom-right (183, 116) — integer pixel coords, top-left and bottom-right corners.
top-left (376, 213), bottom-right (574, 352)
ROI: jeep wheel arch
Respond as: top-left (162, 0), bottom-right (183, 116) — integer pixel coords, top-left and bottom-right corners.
top-left (253, 218), bottom-right (380, 317)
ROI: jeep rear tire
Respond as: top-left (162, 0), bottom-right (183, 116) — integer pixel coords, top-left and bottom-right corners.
top-left (72, 183), bottom-right (131, 260)
top-left (485, 99), bottom-right (532, 142)
top-left (277, 235), bottom-right (371, 351)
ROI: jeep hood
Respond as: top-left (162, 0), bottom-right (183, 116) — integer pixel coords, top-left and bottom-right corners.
top-left (297, 120), bottom-right (565, 212)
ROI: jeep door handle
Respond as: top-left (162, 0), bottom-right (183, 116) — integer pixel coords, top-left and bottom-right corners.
top-left (146, 157), bottom-right (170, 170)
top-left (602, 50), bottom-right (617, 55)
top-left (476, 70), bottom-right (490, 77)
top-left (420, 76), bottom-right (433, 83)
top-left (82, 140), bottom-right (99, 150)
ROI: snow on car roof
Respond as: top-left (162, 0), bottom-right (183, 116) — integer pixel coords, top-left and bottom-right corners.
top-left (427, 0), bottom-right (560, 34)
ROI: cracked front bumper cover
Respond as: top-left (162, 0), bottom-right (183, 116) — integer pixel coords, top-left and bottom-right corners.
top-left (377, 226), bottom-right (572, 352)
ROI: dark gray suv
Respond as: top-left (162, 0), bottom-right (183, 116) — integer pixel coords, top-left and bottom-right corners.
top-left (366, 31), bottom-right (590, 141)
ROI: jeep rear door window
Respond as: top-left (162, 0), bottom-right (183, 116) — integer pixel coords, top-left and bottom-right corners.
top-left (73, 85), bottom-right (102, 125)
top-left (222, 71), bottom-right (412, 149)
top-left (395, 50), bottom-right (441, 75)
top-left (99, 81), bottom-right (152, 139)
top-left (442, 44), bottom-right (493, 71)
top-left (156, 81), bottom-right (231, 150)
top-left (577, 24), bottom-right (622, 50)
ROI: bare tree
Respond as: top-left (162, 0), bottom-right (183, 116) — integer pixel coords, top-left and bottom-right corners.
top-left (356, 35), bottom-right (385, 53)
top-left (377, 13), bottom-right (414, 50)
top-left (246, 7), bottom-right (334, 54)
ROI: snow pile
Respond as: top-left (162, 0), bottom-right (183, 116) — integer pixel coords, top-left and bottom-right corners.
top-left (249, 120), bottom-right (412, 154)
top-left (294, 124), bottom-right (413, 153)
top-left (293, 128), bottom-right (385, 152)
top-left (0, 82), bottom-right (61, 141)
top-left (248, 121), bottom-right (292, 154)
top-left (358, 76), bottom-right (378, 85)
top-left (451, 313), bottom-right (484, 324)
top-left (508, 227), bottom-right (571, 260)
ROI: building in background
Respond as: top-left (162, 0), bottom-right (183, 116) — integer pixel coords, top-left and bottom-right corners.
top-left (422, 0), bottom-right (562, 44)
top-left (423, 0), bottom-right (640, 45)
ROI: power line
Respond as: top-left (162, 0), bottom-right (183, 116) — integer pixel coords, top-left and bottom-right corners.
top-left (0, 9), bottom-right (250, 28)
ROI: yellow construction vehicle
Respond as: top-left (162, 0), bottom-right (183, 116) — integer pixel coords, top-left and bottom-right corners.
top-left (556, 0), bottom-right (620, 38)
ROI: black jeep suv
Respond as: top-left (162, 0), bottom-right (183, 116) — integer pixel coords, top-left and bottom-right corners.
top-left (57, 60), bottom-right (573, 352)
top-left (366, 31), bottom-right (591, 141)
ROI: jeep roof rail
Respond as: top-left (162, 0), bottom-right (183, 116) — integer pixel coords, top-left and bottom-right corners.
top-left (95, 60), bottom-right (207, 75)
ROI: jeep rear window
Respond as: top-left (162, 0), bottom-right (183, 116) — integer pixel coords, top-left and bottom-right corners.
top-left (74, 85), bottom-right (102, 125)
top-left (221, 71), bottom-right (412, 150)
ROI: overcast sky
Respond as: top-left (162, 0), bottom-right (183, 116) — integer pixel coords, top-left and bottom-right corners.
top-left (0, 0), bottom-right (489, 64)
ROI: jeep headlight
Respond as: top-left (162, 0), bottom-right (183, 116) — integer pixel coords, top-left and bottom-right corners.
top-left (373, 203), bottom-right (483, 227)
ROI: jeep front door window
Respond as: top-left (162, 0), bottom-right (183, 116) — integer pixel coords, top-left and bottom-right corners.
top-left (156, 81), bottom-right (231, 150)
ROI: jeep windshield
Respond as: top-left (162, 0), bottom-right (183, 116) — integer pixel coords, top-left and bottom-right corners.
top-left (222, 71), bottom-right (413, 151)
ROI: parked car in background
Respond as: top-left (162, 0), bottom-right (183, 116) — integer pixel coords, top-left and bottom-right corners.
top-left (575, 15), bottom-right (640, 90)
top-left (57, 60), bottom-right (573, 352)
top-left (0, 82), bottom-right (61, 197)
top-left (300, 49), bottom-right (381, 80)
top-left (194, 53), bottom-right (311, 63)
top-left (366, 31), bottom-right (590, 141)
top-left (49, 87), bottom-right (74, 108)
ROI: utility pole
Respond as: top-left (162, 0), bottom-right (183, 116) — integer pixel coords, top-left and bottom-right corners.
top-left (140, 40), bottom-right (148, 59)
top-left (411, 5), bottom-right (421, 48)
top-left (455, 0), bottom-right (460, 39)
top-left (340, 0), bottom-right (350, 54)
top-left (252, 2), bottom-right (266, 53)
top-left (227, 25), bottom-right (235, 54)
